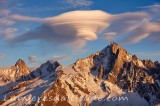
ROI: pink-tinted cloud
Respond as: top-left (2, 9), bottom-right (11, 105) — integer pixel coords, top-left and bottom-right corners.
top-left (9, 7), bottom-right (160, 51)
top-left (104, 32), bottom-right (118, 41)
top-left (10, 10), bottom-right (112, 49)
top-left (0, 19), bottom-right (15, 26)
top-left (0, 11), bottom-right (42, 39)
top-left (0, 28), bottom-right (17, 39)
top-left (104, 12), bottom-right (150, 41)
top-left (0, 9), bottom-right (10, 16)
top-left (9, 14), bottom-right (42, 22)
top-left (104, 5), bottom-right (160, 44)
top-left (49, 55), bottom-right (71, 62)
top-left (0, 9), bottom-right (15, 26)
top-left (28, 56), bottom-right (37, 63)
top-left (122, 22), bottom-right (160, 44)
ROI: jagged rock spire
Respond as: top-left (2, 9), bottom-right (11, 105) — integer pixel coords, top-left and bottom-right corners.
top-left (15, 59), bottom-right (26, 67)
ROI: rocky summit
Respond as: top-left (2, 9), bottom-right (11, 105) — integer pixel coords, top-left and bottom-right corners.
top-left (0, 42), bottom-right (160, 106)
top-left (0, 59), bottom-right (30, 83)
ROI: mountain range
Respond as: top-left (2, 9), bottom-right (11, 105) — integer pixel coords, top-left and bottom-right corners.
top-left (0, 42), bottom-right (160, 106)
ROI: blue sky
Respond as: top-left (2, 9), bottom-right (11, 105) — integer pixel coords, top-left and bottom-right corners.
top-left (0, 0), bottom-right (160, 68)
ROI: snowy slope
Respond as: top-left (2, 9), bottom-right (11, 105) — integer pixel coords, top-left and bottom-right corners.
top-left (0, 42), bottom-right (160, 106)
top-left (0, 59), bottom-right (30, 86)
top-left (0, 61), bottom-right (62, 106)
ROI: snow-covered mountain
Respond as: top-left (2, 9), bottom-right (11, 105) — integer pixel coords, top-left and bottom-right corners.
top-left (0, 60), bottom-right (62, 106)
top-left (0, 59), bottom-right (30, 85)
top-left (0, 42), bottom-right (160, 106)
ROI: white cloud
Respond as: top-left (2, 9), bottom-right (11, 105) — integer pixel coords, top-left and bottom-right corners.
top-left (28, 56), bottom-right (37, 62)
top-left (11, 10), bottom-right (112, 49)
top-left (9, 7), bottom-right (160, 50)
top-left (44, 10), bottom-right (111, 40)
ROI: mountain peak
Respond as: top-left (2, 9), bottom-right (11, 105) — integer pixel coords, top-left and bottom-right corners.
top-left (109, 42), bottom-right (125, 52)
top-left (42, 60), bottom-right (61, 69)
top-left (0, 59), bottom-right (30, 82)
top-left (0, 43), bottom-right (160, 106)
top-left (109, 41), bottom-right (118, 46)
top-left (15, 59), bottom-right (30, 76)
top-left (46, 60), bottom-right (60, 65)
top-left (15, 59), bottom-right (26, 67)
top-left (31, 60), bottom-right (61, 77)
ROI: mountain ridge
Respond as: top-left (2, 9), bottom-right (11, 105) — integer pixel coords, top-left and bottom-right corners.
top-left (0, 42), bottom-right (160, 106)
top-left (0, 59), bottom-right (30, 84)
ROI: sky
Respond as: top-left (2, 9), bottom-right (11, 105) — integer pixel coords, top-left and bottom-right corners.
top-left (0, 0), bottom-right (160, 68)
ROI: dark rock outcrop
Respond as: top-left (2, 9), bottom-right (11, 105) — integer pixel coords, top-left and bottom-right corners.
top-left (0, 59), bottom-right (30, 82)
top-left (73, 42), bottom-right (160, 105)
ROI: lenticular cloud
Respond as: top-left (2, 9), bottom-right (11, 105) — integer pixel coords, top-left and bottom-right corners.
top-left (44, 10), bottom-right (112, 40)
top-left (11, 9), bottom-right (159, 49)
top-left (11, 10), bottom-right (113, 48)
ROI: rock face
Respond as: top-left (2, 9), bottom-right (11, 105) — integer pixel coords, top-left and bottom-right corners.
top-left (0, 42), bottom-right (159, 106)
top-left (73, 42), bottom-right (160, 105)
top-left (20, 60), bottom-right (61, 80)
top-left (0, 60), bottom-right (62, 106)
top-left (0, 59), bottom-right (30, 83)
top-left (98, 65), bottom-right (104, 80)
top-left (73, 42), bottom-right (133, 81)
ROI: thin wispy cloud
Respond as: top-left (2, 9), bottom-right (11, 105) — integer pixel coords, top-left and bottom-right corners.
top-left (49, 55), bottom-right (71, 62)
top-left (135, 51), bottom-right (160, 61)
top-left (0, 9), bottom-right (42, 40)
top-left (119, 4), bottom-right (160, 44)
top-left (0, 19), bottom-right (15, 26)
top-left (104, 32), bottom-right (118, 41)
top-left (28, 56), bottom-right (37, 63)
top-left (121, 22), bottom-right (160, 44)
top-left (0, 28), bottom-right (17, 39)
top-left (139, 4), bottom-right (160, 14)
top-left (0, 9), bottom-right (10, 16)
top-left (9, 14), bottom-right (42, 22)
top-left (0, 9), bottom-right (15, 26)
top-left (104, 5), bottom-right (160, 44)
top-left (136, 51), bottom-right (160, 57)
